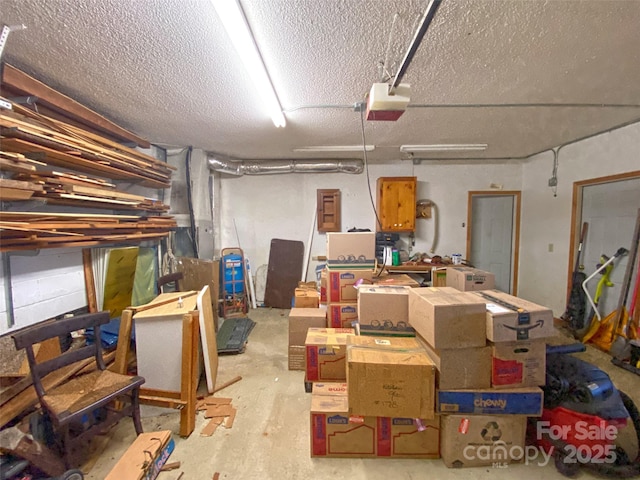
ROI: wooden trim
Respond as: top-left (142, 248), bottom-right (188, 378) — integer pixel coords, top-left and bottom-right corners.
top-left (467, 191), bottom-right (522, 295)
top-left (566, 170), bottom-right (640, 302)
top-left (112, 309), bottom-right (133, 375)
top-left (180, 312), bottom-right (199, 438)
top-left (139, 388), bottom-right (183, 400)
top-left (2, 64), bottom-right (150, 148)
top-left (82, 249), bottom-right (98, 313)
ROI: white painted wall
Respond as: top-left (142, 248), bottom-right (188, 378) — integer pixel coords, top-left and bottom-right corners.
top-left (217, 160), bottom-right (523, 283)
top-left (519, 122), bottom-right (640, 316)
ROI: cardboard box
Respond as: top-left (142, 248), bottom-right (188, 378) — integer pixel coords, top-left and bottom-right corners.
top-left (312, 382), bottom-right (348, 395)
top-left (106, 430), bottom-right (174, 480)
top-left (326, 232), bottom-right (376, 268)
top-left (320, 268), bottom-right (327, 304)
top-left (373, 273), bottom-right (421, 288)
top-left (347, 336), bottom-right (435, 419)
top-left (310, 384), bottom-right (440, 458)
top-left (491, 340), bottom-right (546, 388)
top-left (440, 414), bottom-right (527, 468)
top-left (327, 303), bottom-right (358, 328)
top-left (305, 328), bottom-right (354, 382)
top-left (431, 267), bottom-right (447, 287)
top-left (288, 345), bottom-right (306, 371)
top-left (294, 288), bottom-right (320, 308)
top-left (418, 337), bottom-right (491, 390)
top-left (407, 288), bottom-right (487, 349)
top-left (473, 290), bottom-right (556, 342)
top-left (289, 307), bottom-right (327, 346)
top-left (446, 267), bottom-right (495, 292)
top-left (357, 285), bottom-right (415, 336)
top-left (327, 268), bottom-right (374, 303)
top-left (437, 387), bottom-right (543, 416)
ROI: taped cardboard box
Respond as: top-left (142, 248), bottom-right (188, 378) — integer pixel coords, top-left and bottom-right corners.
top-left (327, 303), bottom-right (358, 328)
top-left (440, 414), bottom-right (527, 468)
top-left (105, 430), bottom-right (174, 480)
top-left (347, 336), bottom-right (435, 419)
top-left (445, 267), bottom-right (495, 292)
top-left (288, 345), bottom-right (306, 371)
top-left (491, 340), bottom-right (546, 388)
top-left (289, 307), bottom-right (327, 346)
top-left (305, 328), bottom-right (355, 382)
top-left (310, 384), bottom-right (440, 458)
top-left (357, 285), bottom-right (415, 337)
top-left (418, 336), bottom-right (491, 390)
top-left (437, 387), bottom-right (543, 416)
top-left (294, 288), bottom-right (320, 308)
top-left (372, 273), bottom-right (421, 288)
top-left (327, 268), bottom-right (374, 303)
top-left (473, 290), bottom-right (556, 342)
top-left (326, 232), bottom-right (376, 268)
top-left (407, 287), bottom-right (487, 349)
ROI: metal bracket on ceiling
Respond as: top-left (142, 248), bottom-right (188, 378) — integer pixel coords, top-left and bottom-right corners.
top-left (0, 24), bottom-right (27, 60)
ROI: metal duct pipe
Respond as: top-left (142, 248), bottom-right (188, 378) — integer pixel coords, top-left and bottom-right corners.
top-left (207, 154), bottom-right (364, 175)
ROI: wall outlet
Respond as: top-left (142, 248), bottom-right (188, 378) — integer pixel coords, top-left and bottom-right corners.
top-left (548, 177), bottom-right (558, 187)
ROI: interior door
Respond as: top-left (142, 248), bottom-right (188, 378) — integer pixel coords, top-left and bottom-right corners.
top-left (468, 192), bottom-right (521, 294)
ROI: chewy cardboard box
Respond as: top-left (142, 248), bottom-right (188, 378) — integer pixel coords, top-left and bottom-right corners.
top-left (407, 288), bottom-right (487, 349)
top-left (106, 430), bottom-right (174, 480)
top-left (305, 328), bottom-right (354, 382)
top-left (473, 290), bottom-right (556, 342)
top-left (310, 384), bottom-right (440, 458)
top-left (326, 232), bottom-right (376, 268)
top-left (289, 308), bottom-right (327, 346)
top-left (437, 387), bottom-right (543, 416)
top-left (446, 267), bottom-right (495, 292)
top-left (327, 268), bottom-right (374, 303)
top-left (347, 336), bottom-right (435, 419)
top-left (491, 340), bottom-right (546, 388)
top-left (418, 336), bottom-right (491, 390)
top-left (294, 288), bottom-right (320, 308)
top-left (288, 345), bottom-right (306, 371)
top-left (327, 303), bottom-right (359, 328)
top-left (440, 414), bottom-right (527, 468)
top-left (357, 285), bottom-right (415, 337)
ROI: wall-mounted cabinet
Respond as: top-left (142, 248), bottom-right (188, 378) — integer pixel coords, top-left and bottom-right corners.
top-left (317, 189), bottom-right (341, 232)
top-left (376, 176), bottom-right (417, 232)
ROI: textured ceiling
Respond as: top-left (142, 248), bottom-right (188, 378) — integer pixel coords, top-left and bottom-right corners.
top-left (1, 0), bottom-right (639, 162)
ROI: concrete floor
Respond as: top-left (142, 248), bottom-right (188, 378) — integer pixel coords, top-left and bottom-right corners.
top-left (86, 307), bottom-right (640, 480)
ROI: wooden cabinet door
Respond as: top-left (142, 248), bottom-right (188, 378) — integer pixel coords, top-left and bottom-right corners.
top-left (376, 177), bottom-right (417, 232)
top-left (317, 189), bottom-right (341, 232)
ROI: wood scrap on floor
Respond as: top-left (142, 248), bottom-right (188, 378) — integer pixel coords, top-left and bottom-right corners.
top-left (213, 375), bottom-right (242, 393)
top-left (160, 461), bottom-right (181, 471)
top-left (198, 394), bottom-right (238, 436)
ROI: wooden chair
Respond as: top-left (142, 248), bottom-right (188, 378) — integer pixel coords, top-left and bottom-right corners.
top-left (157, 271), bottom-right (184, 293)
top-left (12, 312), bottom-right (145, 468)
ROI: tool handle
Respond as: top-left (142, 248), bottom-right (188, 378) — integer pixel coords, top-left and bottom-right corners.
top-left (546, 343), bottom-right (587, 355)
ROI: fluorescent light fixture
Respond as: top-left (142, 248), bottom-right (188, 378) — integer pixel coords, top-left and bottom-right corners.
top-left (400, 144), bottom-right (488, 152)
top-left (293, 145), bottom-right (375, 153)
top-left (211, 0), bottom-right (286, 128)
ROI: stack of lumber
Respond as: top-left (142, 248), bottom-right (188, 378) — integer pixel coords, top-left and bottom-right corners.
top-left (0, 104), bottom-right (174, 188)
top-left (0, 211), bottom-right (176, 252)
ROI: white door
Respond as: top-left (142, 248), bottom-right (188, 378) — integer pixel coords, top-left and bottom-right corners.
top-left (469, 194), bottom-right (518, 294)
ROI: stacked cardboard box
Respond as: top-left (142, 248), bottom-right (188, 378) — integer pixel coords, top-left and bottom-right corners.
top-left (325, 232), bottom-right (375, 328)
top-left (407, 286), bottom-right (547, 468)
top-left (288, 307), bottom-right (327, 371)
top-left (357, 285), bottom-right (415, 336)
top-left (445, 266), bottom-right (495, 292)
top-left (305, 327), bottom-right (354, 382)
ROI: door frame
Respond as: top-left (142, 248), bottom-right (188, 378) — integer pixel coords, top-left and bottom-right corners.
top-left (566, 170), bottom-right (640, 301)
top-left (466, 191), bottom-right (522, 295)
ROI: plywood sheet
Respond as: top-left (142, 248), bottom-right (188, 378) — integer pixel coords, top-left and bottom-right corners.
top-left (197, 286), bottom-right (218, 394)
top-left (264, 239), bottom-right (304, 309)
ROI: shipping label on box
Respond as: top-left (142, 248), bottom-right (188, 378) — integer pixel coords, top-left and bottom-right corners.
top-left (288, 345), bottom-right (306, 371)
top-left (305, 328), bottom-right (354, 382)
top-left (491, 340), bottom-right (546, 388)
top-left (407, 288), bottom-right (487, 349)
top-left (326, 232), bottom-right (376, 268)
top-left (357, 286), bottom-right (415, 337)
top-left (310, 386), bottom-right (439, 459)
top-left (437, 387), bottom-right (543, 416)
top-left (473, 290), bottom-right (556, 342)
top-left (327, 303), bottom-right (358, 328)
top-left (418, 336), bottom-right (491, 390)
top-left (446, 267), bottom-right (495, 292)
top-left (289, 307), bottom-right (327, 346)
top-left (347, 336), bottom-right (435, 419)
top-left (327, 268), bottom-right (374, 303)
top-left (440, 414), bottom-right (527, 468)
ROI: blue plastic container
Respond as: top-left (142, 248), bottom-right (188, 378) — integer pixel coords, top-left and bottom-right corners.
top-left (223, 253), bottom-right (244, 295)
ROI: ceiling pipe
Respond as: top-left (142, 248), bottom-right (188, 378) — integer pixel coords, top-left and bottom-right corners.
top-left (206, 153), bottom-right (364, 175)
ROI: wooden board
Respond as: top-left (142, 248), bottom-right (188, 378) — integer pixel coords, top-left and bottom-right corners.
top-left (196, 286), bottom-right (218, 394)
top-left (264, 239), bottom-right (305, 309)
top-left (104, 430), bottom-right (172, 480)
